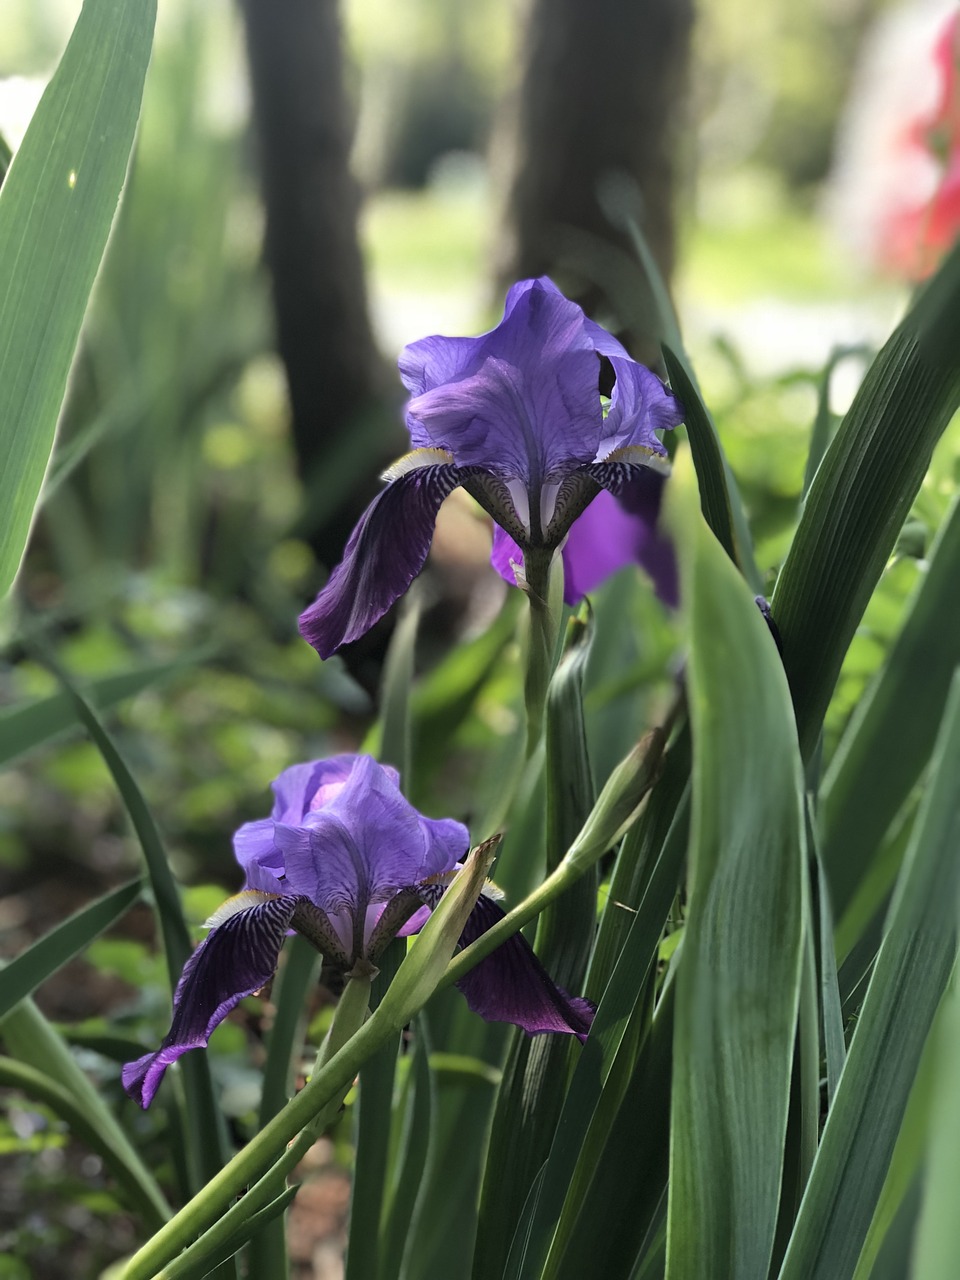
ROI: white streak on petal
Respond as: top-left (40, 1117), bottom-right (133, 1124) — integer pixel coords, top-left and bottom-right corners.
top-left (505, 479), bottom-right (531, 534)
top-left (540, 480), bottom-right (561, 531)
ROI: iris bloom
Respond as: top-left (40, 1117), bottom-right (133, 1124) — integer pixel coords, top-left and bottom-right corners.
top-left (122, 754), bottom-right (593, 1108)
top-left (299, 277), bottom-right (683, 658)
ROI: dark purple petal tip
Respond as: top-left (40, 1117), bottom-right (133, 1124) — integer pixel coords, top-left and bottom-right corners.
top-left (299, 465), bottom-right (459, 659)
top-left (454, 895), bottom-right (595, 1042)
top-left (121, 895), bottom-right (299, 1108)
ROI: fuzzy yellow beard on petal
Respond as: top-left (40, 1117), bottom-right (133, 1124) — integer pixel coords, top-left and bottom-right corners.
top-left (600, 443), bottom-right (671, 474)
top-left (203, 890), bottom-right (282, 928)
top-left (382, 447), bottom-right (455, 481)
top-left (418, 867), bottom-right (505, 901)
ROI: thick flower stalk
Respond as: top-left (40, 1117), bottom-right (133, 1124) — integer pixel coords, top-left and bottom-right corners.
top-left (299, 277), bottom-right (684, 659)
top-left (122, 754), bottom-right (593, 1108)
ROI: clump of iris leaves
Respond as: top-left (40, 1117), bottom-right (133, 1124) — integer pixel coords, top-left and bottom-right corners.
top-left (4, 3), bottom-right (960, 1280)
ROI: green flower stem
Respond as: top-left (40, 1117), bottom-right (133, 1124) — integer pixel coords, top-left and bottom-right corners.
top-left (523, 549), bottom-right (564, 755)
top-left (155, 975), bottom-right (374, 1280)
top-left (118, 847), bottom-right (493, 1280)
top-left (444, 726), bottom-right (668, 989)
top-left (118, 984), bottom-right (390, 1280)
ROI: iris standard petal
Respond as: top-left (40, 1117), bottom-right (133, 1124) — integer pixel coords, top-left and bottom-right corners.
top-left (589, 460), bottom-right (678, 608)
top-left (399, 331), bottom-right (486, 402)
top-left (121, 894), bottom-right (300, 1108)
top-left (299, 463), bottom-right (460, 658)
top-left (597, 357), bottom-right (683, 459)
top-left (232, 819), bottom-right (285, 893)
top-left (269, 760), bottom-right (335, 821)
top-left (453, 895), bottom-right (595, 1041)
top-left (406, 282), bottom-right (613, 483)
top-left (400, 276), bottom-right (626, 408)
top-left (408, 348), bottom-right (601, 489)
top-left (270, 755), bottom-right (388, 823)
top-left (273, 755), bottom-right (467, 923)
top-left (508, 277), bottom-right (631, 360)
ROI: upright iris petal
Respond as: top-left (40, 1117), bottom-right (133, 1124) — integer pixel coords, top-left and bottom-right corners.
top-left (299, 277), bottom-right (683, 658)
top-left (122, 754), bottom-right (594, 1108)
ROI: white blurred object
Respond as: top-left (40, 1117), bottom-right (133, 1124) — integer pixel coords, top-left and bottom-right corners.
top-left (0, 76), bottom-right (45, 154)
top-left (828, 1), bottom-right (960, 277)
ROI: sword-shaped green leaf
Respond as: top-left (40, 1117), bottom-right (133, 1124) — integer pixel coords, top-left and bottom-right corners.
top-left (0, 0), bottom-right (156, 593)
top-left (665, 451), bottom-right (806, 1280)
top-left (772, 242), bottom-right (960, 760)
top-left (779, 672), bottom-right (960, 1279)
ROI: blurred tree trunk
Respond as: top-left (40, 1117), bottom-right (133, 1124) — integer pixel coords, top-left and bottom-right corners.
top-left (495, 0), bottom-right (695, 364)
top-left (240, 0), bottom-right (396, 573)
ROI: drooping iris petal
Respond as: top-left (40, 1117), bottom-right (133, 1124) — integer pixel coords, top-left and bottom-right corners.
top-left (453, 894), bottom-right (595, 1041)
top-left (589, 459), bottom-right (678, 608)
top-left (597, 357), bottom-right (683, 459)
top-left (491, 485), bottom-right (674, 608)
top-left (587, 459), bottom-right (678, 608)
top-left (122, 895), bottom-right (300, 1109)
top-left (490, 524), bottom-right (524, 590)
top-left (561, 488), bottom-right (666, 604)
top-left (298, 463), bottom-right (460, 658)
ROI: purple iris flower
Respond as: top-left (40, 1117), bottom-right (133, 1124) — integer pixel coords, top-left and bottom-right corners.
top-left (299, 277), bottom-right (683, 657)
top-left (122, 754), bottom-right (593, 1109)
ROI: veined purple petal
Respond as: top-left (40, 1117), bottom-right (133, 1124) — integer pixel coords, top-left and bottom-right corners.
top-left (589, 461), bottom-right (678, 608)
top-left (454, 894), bottom-right (595, 1041)
top-left (404, 280), bottom-right (621, 484)
top-left (299, 464), bottom-right (460, 658)
top-left (269, 755), bottom-right (398, 825)
top-left (399, 277), bottom-right (627, 406)
top-left (121, 895), bottom-right (300, 1108)
top-left (270, 756), bottom-right (468, 944)
top-left (506, 278), bottom-right (630, 360)
top-left (233, 819), bottom-right (286, 894)
top-left (408, 347), bottom-right (601, 489)
top-left (597, 358), bottom-right (682, 460)
top-left (399, 332), bottom-right (485, 400)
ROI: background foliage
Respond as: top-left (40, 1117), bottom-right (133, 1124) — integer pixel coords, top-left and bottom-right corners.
top-left (1, 0), bottom-right (959, 1276)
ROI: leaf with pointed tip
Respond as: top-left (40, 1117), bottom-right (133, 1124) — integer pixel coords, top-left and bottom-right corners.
top-left (772, 241), bottom-right (960, 760)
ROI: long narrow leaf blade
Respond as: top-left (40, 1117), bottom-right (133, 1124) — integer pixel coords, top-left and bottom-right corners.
top-left (0, 658), bottom-right (191, 767)
top-left (772, 242), bottom-right (960, 759)
top-left (0, 999), bottom-right (169, 1228)
top-left (665, 451), bottom-right (806, 1280)
top-left (912, 981), bottom-right (960, 1277)
top-left (0, 0), bottom-right (156, 592)
top-left (779, 671), bottom-right (960, 1280)
top-left (820, 493), bottom-right (960, 916)
top-left (0, 878), bottom-right (141, 1019)
top-left (0, 1054), bottom-right (168, 1230)
top-left (41, 658), bottom-right (232, 1197)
